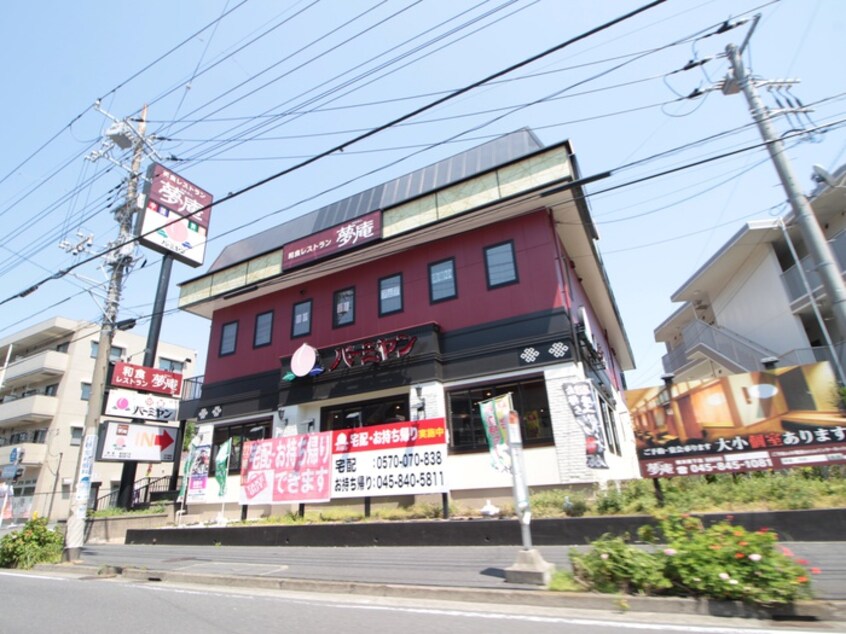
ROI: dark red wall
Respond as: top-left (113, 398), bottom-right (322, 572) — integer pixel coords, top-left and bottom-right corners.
top-left (204, 211), bottom-right (565, 383)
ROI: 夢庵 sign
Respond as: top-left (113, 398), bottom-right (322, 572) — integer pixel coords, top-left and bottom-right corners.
top-left (283, 210), bottom-right (381, 270)
top-left (138, 163), bottom-right (213, 267)
top-left (111, 361), bottom-right (183, 397)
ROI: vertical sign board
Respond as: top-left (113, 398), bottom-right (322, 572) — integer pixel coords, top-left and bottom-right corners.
top-left (138, 163), bottom-right (213, 268)
top-left (331, 418), bottom-right (448, 498)
top-left (186, 424), bottom-right (213, 504)
top-left (563, 380), bottom-right (610, 469)
top-left (74, 434), bottom-right (98, 519)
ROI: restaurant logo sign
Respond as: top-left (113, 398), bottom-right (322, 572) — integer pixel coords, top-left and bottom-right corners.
top-left (283, 210), bottom-right (381, 270)
top-left (282, 333), bottom-right (417, 381)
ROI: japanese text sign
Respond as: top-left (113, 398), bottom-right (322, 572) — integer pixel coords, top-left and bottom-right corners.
top-left (331, 418), bottom-right (449, 499)
top-left (625, 362), bottom-right (846, 478)
top-left (111, 361), bottom-right (183, 397)
top-left (104, 388), bottom-right (178, 422)
top-left (283, 210), bottom-right (381, 270)
top-left (96, 421), bottom-right (177, 462)
top-left (139, 163), bottom-right (213, 267)
top-left (239, 432), bottom-right (333, 505)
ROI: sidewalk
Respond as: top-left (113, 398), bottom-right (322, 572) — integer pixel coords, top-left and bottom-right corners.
top-left (36, 541), bottom-right (846, 622)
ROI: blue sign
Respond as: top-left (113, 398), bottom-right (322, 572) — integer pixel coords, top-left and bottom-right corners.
top-left (8, 448), bottom-right (17, 464)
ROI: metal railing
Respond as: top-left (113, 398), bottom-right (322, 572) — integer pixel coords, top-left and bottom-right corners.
top-left (662, 319), bottom-right (778, 375)
top-left (781, 229), bottom-right (846, 303)
top-left (182, 375), bottom-right (203, 401)
top-left (93, 475), bottom-right (175, 512)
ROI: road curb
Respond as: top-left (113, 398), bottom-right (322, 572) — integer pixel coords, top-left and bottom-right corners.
top-left (33, 562), bottom-right (844, 622)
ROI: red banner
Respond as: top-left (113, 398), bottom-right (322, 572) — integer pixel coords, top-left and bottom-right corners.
top-left (111, 362), bottom-right (183, 397)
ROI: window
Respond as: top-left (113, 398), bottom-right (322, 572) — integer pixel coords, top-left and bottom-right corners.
top-left (597, 392), bottom-right (621, 456)
top-left (56, 342), bottom-right (70, 353)
top-left (210, 420), bottom-right (272, 475)
top-left (322, 395), bottom-right (409, 432)
top-left (32, 429), bottom-right (48, 444)
top-left (429, 258), bottom-right (457, 303)
top-left (379, 274), bottom-right (403, 316)
top-left (158, 357), bottom-right (184, 374)
top-left (44, 384), bottom-right (59, 396)
top-left (292, 300), bottom-right (312, 338)
top-left (447, 378), bottom-right (552, 452)
top-left (90, 341), bottom-right (124, 361)
top-left (70, 426), bottom-right (83, 446)
top-left (219, 321), bottom-right (238, 356)
top-left (254, 311), bottom-right (274, 348)
top-left (80, 383), bottom-right (91, 401)
top-left (484, 241), bottom-right (518, 288)
top-left (333, 287), bottom-right (355, 327)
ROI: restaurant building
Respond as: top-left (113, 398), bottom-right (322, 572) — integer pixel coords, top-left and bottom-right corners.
top-left (177, 129), bottom-right (639, 515)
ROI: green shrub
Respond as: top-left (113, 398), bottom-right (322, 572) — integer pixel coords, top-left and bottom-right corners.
top-left (569, 515), bottom-right (817, 606)
top-left (594, 489), bottom-right (624, 515)
top-left (570, 533), bottom-right (672, 595)
top-left (0, 517), bottom-right (64, 569)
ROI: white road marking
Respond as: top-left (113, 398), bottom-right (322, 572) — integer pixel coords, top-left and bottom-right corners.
top-left (0, 571), bottom-right (67, 581)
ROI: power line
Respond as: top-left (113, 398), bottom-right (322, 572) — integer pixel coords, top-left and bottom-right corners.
top-left (0, 0), bottom-right (668, 310)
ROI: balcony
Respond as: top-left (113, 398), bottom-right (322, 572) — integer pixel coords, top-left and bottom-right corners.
top-left (781, 229), bottom-right (846, 304)
top-left (0, 394), bottom-right (57, 427)
top-left (2, 349), bottom-right (68, 388)
top-left (0, 442), bottom-right (47, 466)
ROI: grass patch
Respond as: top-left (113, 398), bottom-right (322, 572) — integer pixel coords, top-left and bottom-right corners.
top-left (548, 570), bottom-right (582, 592)
top-left (89, 504), bottom-right (166, 518)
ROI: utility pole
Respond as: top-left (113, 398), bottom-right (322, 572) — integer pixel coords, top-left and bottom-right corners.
top-left (724, 41), bottom-right (846, 374)
top-left (64, 106), bottom-right (148, 561)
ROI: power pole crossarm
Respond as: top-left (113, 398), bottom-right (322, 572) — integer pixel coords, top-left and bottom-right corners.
top-left (724, 44), bottom-right (846, 378)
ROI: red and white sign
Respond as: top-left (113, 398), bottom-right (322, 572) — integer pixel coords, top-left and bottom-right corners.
top-left (105, 388), bottom-right (178, 422)
top-left (111, 361), bottom-right (183, 397)
top-left (284, 210), bottom-right (381, 270)
top-left (239, 432), bottom-right (333, 505)
top-left (139, 163), bottom-right (213, 268)
top-left (97, 421), bottom-right (178, 462)
top-left (331, 418), bottom-right (449, 499)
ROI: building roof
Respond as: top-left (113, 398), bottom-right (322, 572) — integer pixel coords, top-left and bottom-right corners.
top-left (205, 128), bottom-right (545, 274)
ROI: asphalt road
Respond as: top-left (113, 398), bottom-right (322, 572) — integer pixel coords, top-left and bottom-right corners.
top-left (0, 569), bottom-right (838, 634)
top-left (74, 541), bottom-right (846, 600)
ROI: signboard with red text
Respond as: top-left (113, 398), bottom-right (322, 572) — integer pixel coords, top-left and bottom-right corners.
top-left (96, 421), bottom-right (178, 462)
top-left (331, 418), bottom-right (448, 498)
top-left (239, 432), bottom-right (333, 505)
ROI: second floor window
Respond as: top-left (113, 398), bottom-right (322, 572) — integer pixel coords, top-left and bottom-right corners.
top-left (334, 287), bottom-right (355, 328)
top-left (254, 311), bottom-right (273, 348)
top-left (292, 300), bottom-right (312, 337)
top-left (90, 342), bottom-right (124, 361)
top-left (429, 258), bottom-right (457, 303)
top-left (484, 241), bottom-right (518, 288)
top-left (80, 383), bottom-right (91, 401)
top-left (219, 321), bottom-right (238, 356)
top-left (379, 274), bottom-right (403, 316)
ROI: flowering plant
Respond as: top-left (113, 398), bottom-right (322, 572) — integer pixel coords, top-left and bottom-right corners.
top-left (0, 516), bottom-right (64, 569)
top-left (568, 514), bottom-right (817, 606)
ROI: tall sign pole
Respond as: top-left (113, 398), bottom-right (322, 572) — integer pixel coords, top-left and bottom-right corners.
top-left (725, 42), bottom-right (846, 372)
top-left (63, 107), bottom-right (148, 561)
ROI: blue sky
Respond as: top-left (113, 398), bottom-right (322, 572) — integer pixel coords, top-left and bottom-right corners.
top-left (1, 0), bottom-right (844, 388)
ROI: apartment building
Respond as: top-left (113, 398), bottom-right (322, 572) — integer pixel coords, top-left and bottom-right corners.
top-left (176, 129), bottom-right (641, 516)
top-left (0, 316), bottom-right (196, 522)
top-left (655, 165), bottom-right (846, 382)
